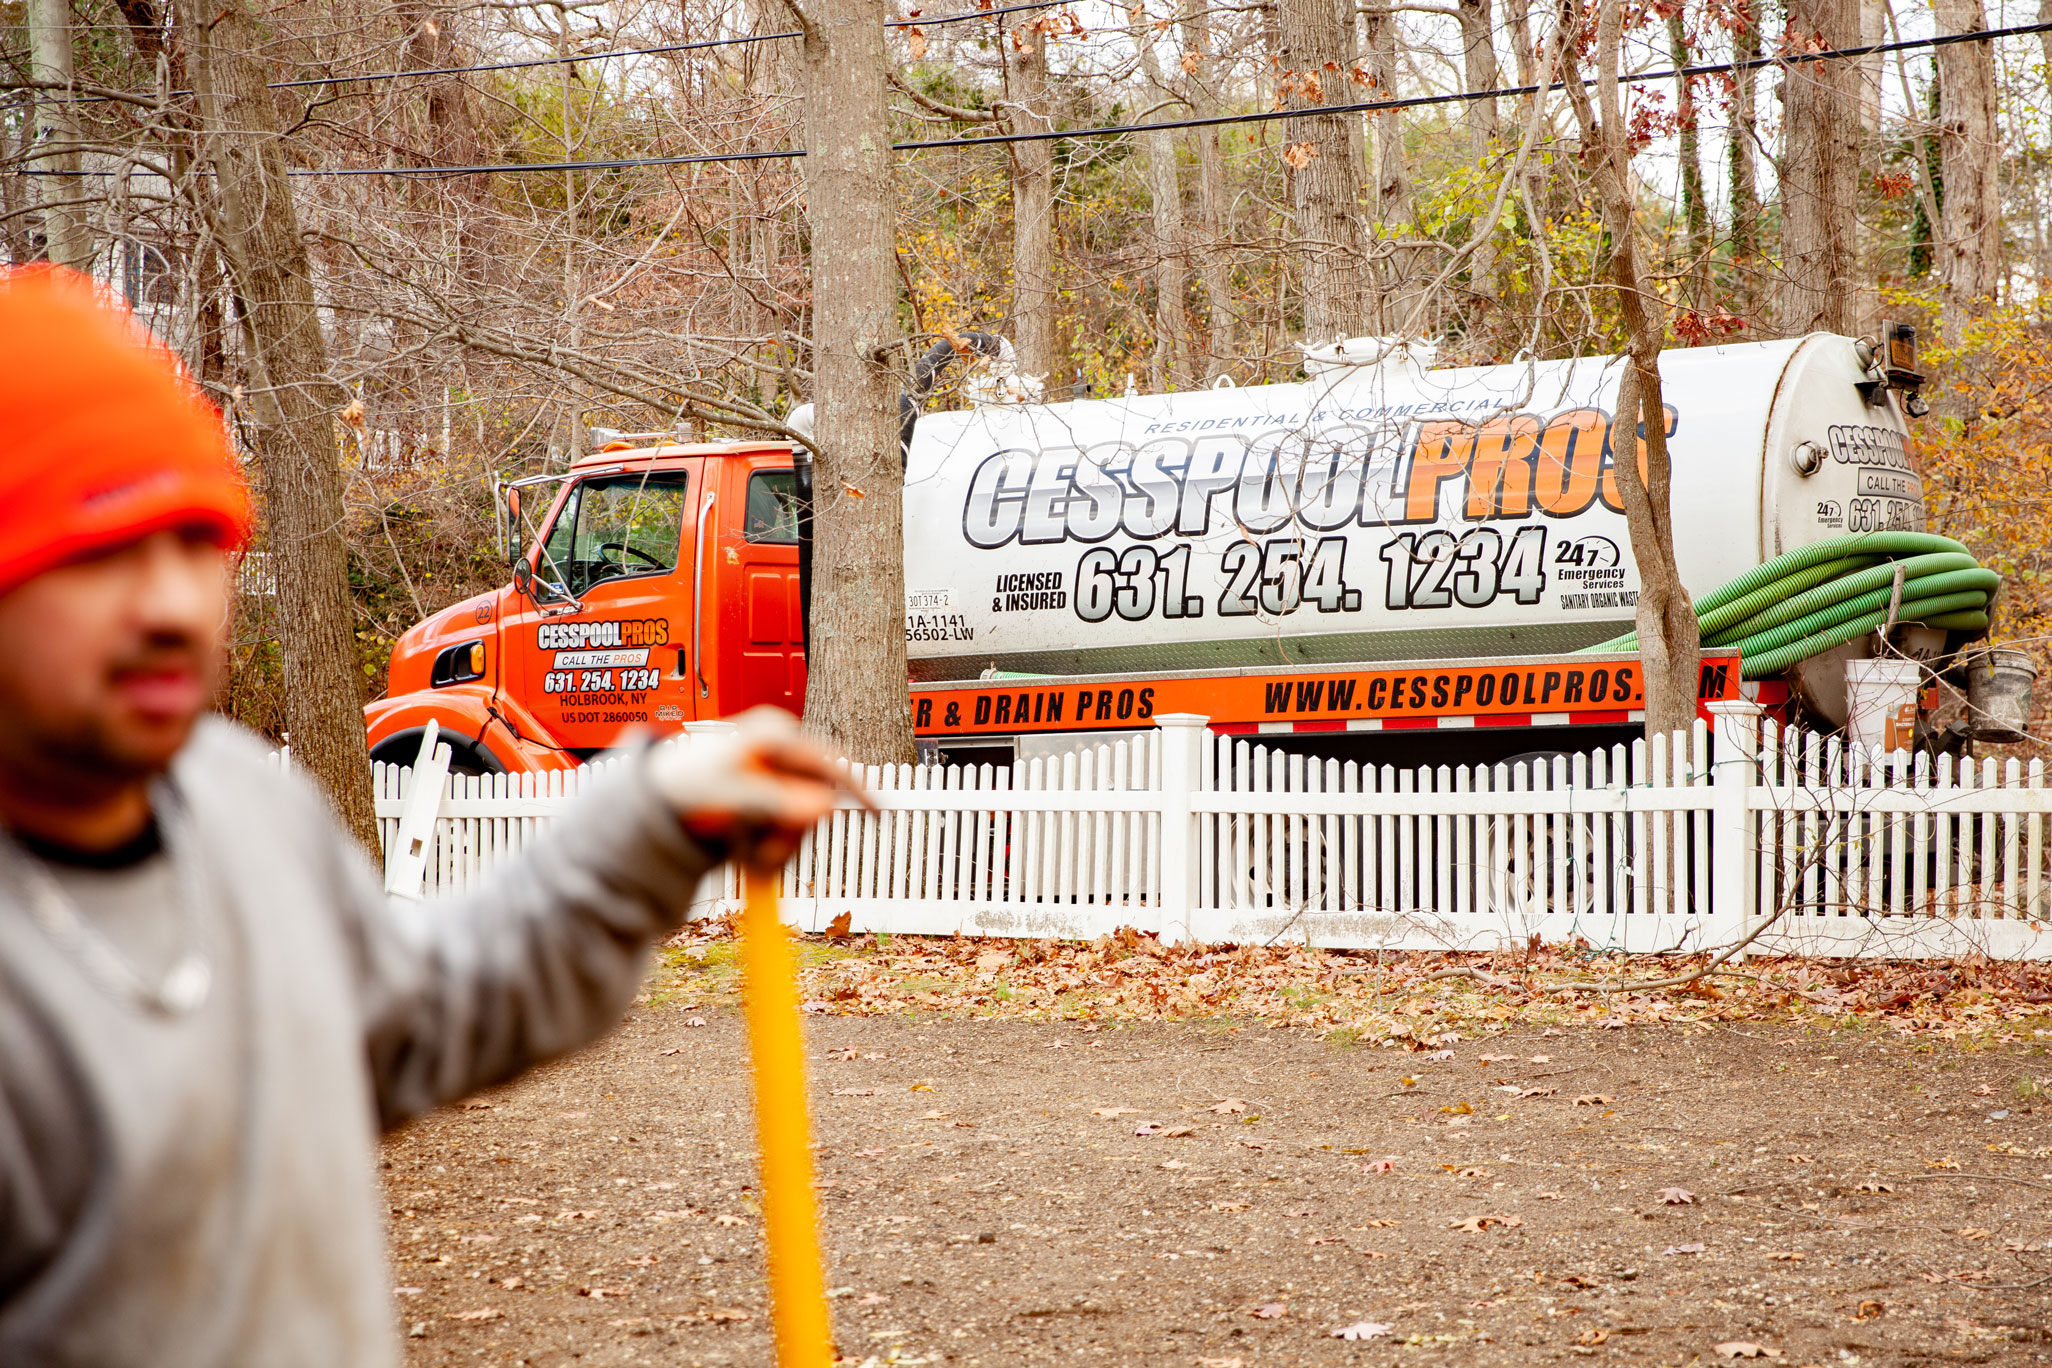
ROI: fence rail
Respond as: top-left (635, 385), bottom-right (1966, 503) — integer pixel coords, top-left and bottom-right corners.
top-left (372, 708), bottom-right (2052, 961)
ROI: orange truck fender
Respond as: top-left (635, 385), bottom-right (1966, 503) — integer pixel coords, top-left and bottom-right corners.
top-left (365, 686), bottom-right (578, 777)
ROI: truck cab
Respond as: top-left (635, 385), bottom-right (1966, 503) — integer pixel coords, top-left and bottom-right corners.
top-left (366, 440), bottom-right (805, 773)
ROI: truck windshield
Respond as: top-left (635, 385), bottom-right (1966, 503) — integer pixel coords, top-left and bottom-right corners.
top-left (535, 472), bottom-right (690, 598)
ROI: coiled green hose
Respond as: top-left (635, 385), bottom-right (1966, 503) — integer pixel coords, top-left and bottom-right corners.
top-left (1588, 532), bottom-right (1996, 678)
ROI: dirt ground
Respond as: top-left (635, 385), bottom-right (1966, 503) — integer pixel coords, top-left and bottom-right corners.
top-left (386, 942), bottom-right (2052, 1368)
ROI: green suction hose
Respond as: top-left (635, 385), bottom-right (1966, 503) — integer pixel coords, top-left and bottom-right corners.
top-left (1586, 532), bottom-right (1996, 678)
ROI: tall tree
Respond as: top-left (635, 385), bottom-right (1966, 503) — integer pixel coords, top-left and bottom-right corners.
top-left (1932, 0), bottom-right (2002, 344)
top-left (1668, 9), bottom-right (1712, 308)
top-left (1777, 0), bottom-right (1863, 334)
top-left (786, 0), bottom-right (915, 763)
top-left (1178, 3), bottom-right (1238, 378)
top-left (1276, 0), bottom-right (1371, 342)
top-left (1563, 0), bottom-right (1702, 742)
top-left (1726, 0), bottom-right (1762, 316)
top-left (1132, 1), bottom-right (1192, 388)
top-left (1004, 15), bottom-right (1060, 379)
top-left (1458, 0), bottom-right (1503, 309)
top-left (1363, 0), bottom-right (1421, 332)
top-left (176, 0), bottom-right (380, 850)
top-left (28, 0), bottom-right (91, 271)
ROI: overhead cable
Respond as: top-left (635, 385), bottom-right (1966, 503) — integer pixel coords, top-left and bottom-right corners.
top-left (16, 16), bottom-right (2051, 177)
top-left (25, 0), bottom-right (1056, 102)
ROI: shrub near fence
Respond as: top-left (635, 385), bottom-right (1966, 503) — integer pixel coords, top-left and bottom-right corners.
top-left (372, 707), bottom-right (2052, 961)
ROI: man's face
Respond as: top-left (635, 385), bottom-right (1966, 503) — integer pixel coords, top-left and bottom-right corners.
top-left (0, 527), bottom-right (232, 787)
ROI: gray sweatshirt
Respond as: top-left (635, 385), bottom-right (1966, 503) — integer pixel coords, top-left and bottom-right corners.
top-left (0, 717), bottom-right (714, 1366)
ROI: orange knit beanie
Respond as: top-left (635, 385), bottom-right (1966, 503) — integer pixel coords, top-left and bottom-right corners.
top-left (0, 266), bottom-right (252, 594)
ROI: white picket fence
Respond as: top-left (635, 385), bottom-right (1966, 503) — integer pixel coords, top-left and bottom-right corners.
top-left (374, 707), bottom-right (2052, 961)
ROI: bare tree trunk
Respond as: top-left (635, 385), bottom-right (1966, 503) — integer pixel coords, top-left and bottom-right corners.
top-left (1727, 4), bottom-right (1762, 316)
top-left (1669, 9), bottom-right (1711, 309)
top-left (1458, 0), bottom-right (1502, 310)
top-left (1276, 0), bottom-right (1371, 343)
top-left (1004, 17), bottom-right (1059, 379)
top-left (789, 0), bottom-right (914, 764)
top-left (2040, 0), bottom-right (2052, 87)
top-left (1132, 4), bottom-right (1190, 388)
top-left (177, 0), bottom-right (379, 850)
top-left (29, 0), bottom-right (92, 271)
top-left (1504, 0), bottom-right (1538, 84)
top-left (1180, 4), bottom-right (1237, 378)
top-left (1777, 0), bottom-right (1863, 334)
top-left (1363, 0), bottom-right (1420, 332)
top-left (1932, 0), bottom-right (2002, 344)
top-left (1564, 0), bottom-right (1702, 741)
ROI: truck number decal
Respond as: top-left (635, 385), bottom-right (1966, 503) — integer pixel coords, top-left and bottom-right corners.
top-left (543, 666), bottom-right (663, 695)
top-left (1073, 538), bottom-right (1357, 625)
top-left (1380, 526), bottom-right (1547, 611)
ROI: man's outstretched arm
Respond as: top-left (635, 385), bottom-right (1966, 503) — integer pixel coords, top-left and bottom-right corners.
top-left (339, 711), bottom-right (847, 1129)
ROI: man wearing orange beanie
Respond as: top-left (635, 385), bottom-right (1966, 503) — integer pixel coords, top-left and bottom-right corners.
top-left (0, 267), bottom-right (848, 1365)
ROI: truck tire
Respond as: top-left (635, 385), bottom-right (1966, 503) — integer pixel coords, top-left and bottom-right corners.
top-left (369, 729), bottom-right (505, 779)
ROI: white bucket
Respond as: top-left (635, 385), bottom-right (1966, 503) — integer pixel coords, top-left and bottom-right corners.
top-left (1844, 658), bottom-right (1923, 753)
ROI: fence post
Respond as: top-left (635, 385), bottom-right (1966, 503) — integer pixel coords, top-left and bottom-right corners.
top-left (384, 719), bottom-right (449, 900)
top-left (1707, 700), bottom-right (1765, 959)
top-left (680, 720), bottom-right (745, 924)
top-left (1154, 714), bottom-right (1207, 945)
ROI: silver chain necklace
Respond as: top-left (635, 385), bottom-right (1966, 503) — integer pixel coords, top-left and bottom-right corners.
top-left (7, 794), bottom-right (213, 1016)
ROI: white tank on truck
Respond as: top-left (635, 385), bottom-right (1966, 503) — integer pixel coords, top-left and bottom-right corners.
top-left (895, 333), bottom-right (1931, 688)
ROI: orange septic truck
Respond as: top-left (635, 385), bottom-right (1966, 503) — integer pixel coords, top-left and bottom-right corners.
top-left (366, 329), bottom-right (1967, 775)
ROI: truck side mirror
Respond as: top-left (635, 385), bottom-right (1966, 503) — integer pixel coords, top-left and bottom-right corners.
top-left (512, 557), bottom-right (533, 599)
top-left (505, 487), bottom-right (523, 564)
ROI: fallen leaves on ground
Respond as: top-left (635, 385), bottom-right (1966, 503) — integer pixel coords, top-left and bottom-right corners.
top-left (1332, 1320), bottom-right (1392, 1340)
top-left (1657, 1187), bottom-right (1697, 1205)
top-left (1664, 1242), bottom-right (1706, 1256)
top-left (695, 1306), bottom-right (750, 1324)
top-left (1576, 1328), bottom-right (1610, 1346)
top-left (1450, 1213), bottom-right (1523, 1232)
top-left (1573, 1093), bottom-right (1615, 1107)
top-left (652, 928), bottom-right (2052, 1044)
top-left (1205, 1097), bottom-right (1248, 1113)
top-left (1714, 1341), bottom-right (1782, 1359)
top-left (450, 1308), bottom-right (503, 1322)
top-left (1249, 1302), bottom-right (1288, 1319)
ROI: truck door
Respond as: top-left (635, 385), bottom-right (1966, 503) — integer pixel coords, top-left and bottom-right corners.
top-left (506, 463), bottom-right (700, 752)
top-left (701, 454), bottom-right (806, 716)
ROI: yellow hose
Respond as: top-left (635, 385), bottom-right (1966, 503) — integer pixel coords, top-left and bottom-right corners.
top-left (740, 869), bottom-right (835, 1367)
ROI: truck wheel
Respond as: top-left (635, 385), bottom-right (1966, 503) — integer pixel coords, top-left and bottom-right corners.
top-left (369, 730), bottom-right (504, 779)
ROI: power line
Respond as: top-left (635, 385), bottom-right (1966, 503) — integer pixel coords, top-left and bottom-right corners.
top-left (16, 15), bottom-right (2051, 177)
top-left (298, 16), bottom-right (2052, 176)
top-left (20, 0), bottom-right (1055, 103)
top-left (258, 0), bottom-right (1055, 93)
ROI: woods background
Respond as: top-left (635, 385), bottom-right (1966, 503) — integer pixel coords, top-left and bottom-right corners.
top-left (2, 0), bottom-right (2047, 759)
